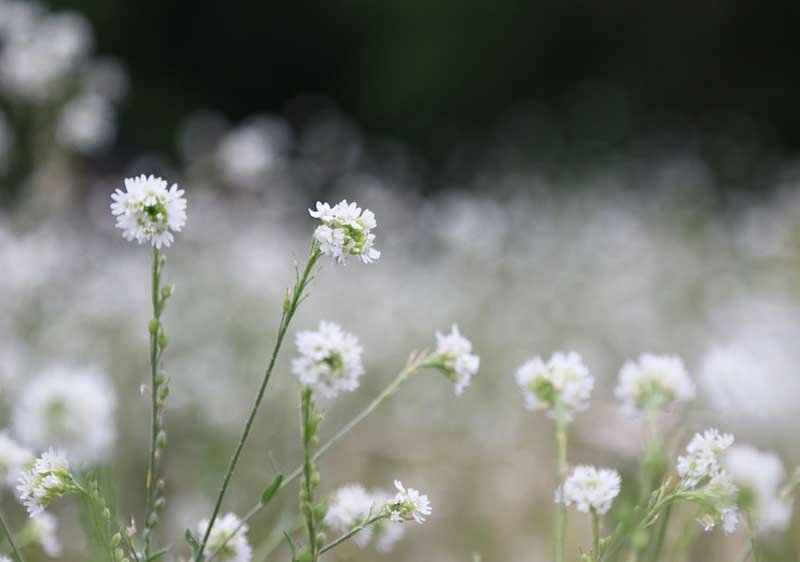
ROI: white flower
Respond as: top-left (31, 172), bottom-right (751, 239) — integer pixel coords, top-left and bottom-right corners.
top-left (110, 175), bottom-right (187, 248)
top-left (16, 449), bottom-right (74, 517)
top-left (692, 473), bottom-right (741, 535)
top-left (433, 324), bottom-right (480, 395)
top-left (0, 432), bottom-right (33, 488)
top-left (0, 556), bottom-right (10, 562)
top-left (29, 512), bottom-right (61, 556)
top-left (291, 321), bottom-right (365, 399)
top-left (615, 354), bottom-right (695, 414)
top-left (57, 93), bottom-right (116, 153)
top-left (196, 512), bottom-right (251, 562)
top-left (515, 351), bottom-right (593, 420)
top-left (13, 366), bottom-right (117, 465)
top-left (309, 200), bottom-right (380, 264)
top-left (389, 480), bottom-right (432, 524)
top-left (324, 485), bottom-right (406, 552)
top-left (677, 428), bottom-right (735, 489)
top-left (725, 444), bottom-right (793, 533)
top-left (556, 465), bottom-right (621, 515)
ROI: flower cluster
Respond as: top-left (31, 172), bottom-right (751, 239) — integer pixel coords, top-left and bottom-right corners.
top-left (110, 175), bottom-right (187, 248)
top-left (724, 445), bottom-right (793, 534)
top-left (196, 512), bottom-right (252, 562)
top-left (514, 351), bottom-right (593, 420)
top-left (557, 465), bottom-right (621, 515)
top-left (677, 428), bottom-right (735, 488)
top-left (388, 481), bottom-right (432, 524)
top-left (324, 484), bottom-right (404, 552)
top-left (16, 449), bottom-right (75, 517)
top-left (615, 354), bottom-right (695, 414)
top-left (676, 429), bottom-right (741, 534)
top-left (0, 431), bottom-right (32, 487)
top-left (13, 366), bottom-right (117, 465)
top-left (309, 200), bottom-right (380, 264)
top-left (433, 324), bottom-right (480, 395)
top-left (291, 321), bottom-right (365, 399)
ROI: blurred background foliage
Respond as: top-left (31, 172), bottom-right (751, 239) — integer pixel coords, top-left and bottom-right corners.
top-left (42, 0), bottom-right (800, 178)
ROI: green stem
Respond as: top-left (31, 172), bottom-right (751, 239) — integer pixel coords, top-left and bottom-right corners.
top-left (645, 503), bottom-right (671, 562)
top-left (144, 246), bottom-right (162, 555)
top-left (0, 511), bottom-right (25, 562)
top-left (194, 243), bottom-right (321, 562)
top-left (318, 514), bottom-right (387, 556)
top-left (205, 351), bottom-right (432, 562)
top-left (300, 388), bottom-right (319, 562)
top-left (554, 408), bottom-right (568, 562)
top-left (591, 509), bottom-right (601, 559)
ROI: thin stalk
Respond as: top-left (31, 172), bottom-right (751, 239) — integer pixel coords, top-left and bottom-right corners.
top-left (591, 509), bottom-right (600, 560)
top-left (205, 351), bottom-right (432, 562)
top-left (195, 244), bottom-right (321, 562)
top-left (300, 388), bottom-right (319, 562)
top-left (0, 511), bottom-right (25, 562)
top-left (318, 514), bottom-right (387, 555)
top-left (144, 246), bottom-right (162, 555)
top-left (645, 504), bottom-right (671, 562)
top-left (737, 542), bottom-right (753, 562)
top-left (554, 408), bottom-right (568, 562)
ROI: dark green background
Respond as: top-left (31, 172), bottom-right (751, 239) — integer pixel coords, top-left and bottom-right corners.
top-left (48, 0), bottom-right (800, 164)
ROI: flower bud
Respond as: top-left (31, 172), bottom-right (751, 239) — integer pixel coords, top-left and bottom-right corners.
top-left (148, 319), bottom-right (160, 334)
top-left (157, 331), bottom-right (169, 349)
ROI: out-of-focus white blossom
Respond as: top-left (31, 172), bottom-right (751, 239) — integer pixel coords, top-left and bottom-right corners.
top-left (16, 449), bottom-right (74, 517)
top-left (291, 321), bottom-right (364, 399)
top-left (388, 480), bottom-right (431, 524)
top-left (216, 120), bottom-right (290, 189)
top-left (0, 431), bottom-right (33, 488)
top-left (111, 175), bottom-right (187, 248)
top-left (724, 444), bottom-right (793, 534)
top-left (0, 11), bottom-right (93, 100)
top-left (13, 366), bottom-right (116, 465)
top-left (433, 324), bottom-right (480, 395)
top-left (677, 428), bottom-right (735, 488)
top-left (324, 485), bottom-right (406, 552)
top-left (515, 352), bottom-right (593, 420)
top-left (28, 512), bottom-right (61, 556)
top-left (615, 354), bottom-right (694, 414)
top-left (309, 200), bottom-right (380, 264)
top-left (196, 512), bottom-right (251, 562)
top-left (556, 465), bottom-right (621, 515)
top-left (84, 57), bottom-right (129, 102)
top-left (57, 93), bottom-right (116, 153)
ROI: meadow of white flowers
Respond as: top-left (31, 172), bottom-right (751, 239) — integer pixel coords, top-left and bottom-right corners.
top-left (1, 2), bottom-right (800, 562)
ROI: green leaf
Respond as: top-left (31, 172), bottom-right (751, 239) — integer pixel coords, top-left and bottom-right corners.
top-left (184, 529), bottom-right (200, 554)
top-left (261, 473), bottom-right (284, 505)
top-left (145, 548), bottom-right (170, 562)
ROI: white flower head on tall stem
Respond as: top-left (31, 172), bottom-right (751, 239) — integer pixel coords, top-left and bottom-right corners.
top-left (16, 449), bottom-right (75, 517)
top-left (309, 200), bottom-right (380, 264)
top-left (556, 465), bottom-right (621, 515)
top-left (615, 354), bottom-right (695, 414)
top-left (433, 324), bottom-right (480, 395)
top-left (0, 431), bottom-right (33, 488)
top-left (292, 321), bottom-right (365, 399)
top-left (677, 428), bottom-right (735, 489)
top-left (13, 366), bottom-right (117, 465)
top-left (110, 175), bottom-right (187, 248)
top-left (324, 485), bottom-right (407, 552)
top-left (724, 444), bottom-right (793, 534)
top-left (389, 480), bottom-right (432, 524)
top-left (515, 351), bottom-right (593, 421)
top-left (28, 512), bottom-right (61, 556)
top-left (196, 512), bottom-right (251, 562)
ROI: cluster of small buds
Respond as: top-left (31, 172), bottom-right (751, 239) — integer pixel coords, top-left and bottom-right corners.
top-left (16, 449), bottom-right (76, 517)
top-left (299, 387), bottom-right (327, 557)
top-left (514, 351), bottom-right (594, 421)
top-left (388, 480), bottom-right (432, 524)
top-left (196, 512), bottom-right (252, 562)
top-left (324, 484), bottom-right (405, 552)
top-left (431, 324), bottom-right (480, 395)
top-left (110, 175), bottom-right (187, 248)
top-left (556, 465), bottom-right (622, 515)
top-left (615, 354), bottom-right (695, 414)
top-left (291, 321), bottom-right (365, 399)
top-left (676, 429), bottom-right (742, 534)
top-left (309, 200), bottom-right (381, 264)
